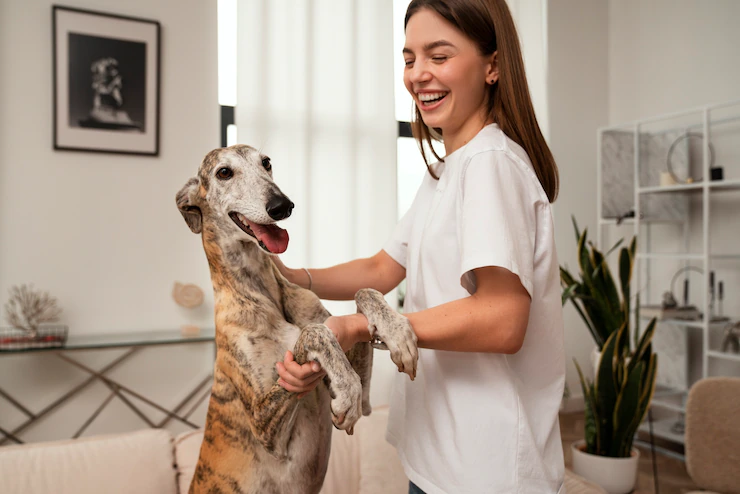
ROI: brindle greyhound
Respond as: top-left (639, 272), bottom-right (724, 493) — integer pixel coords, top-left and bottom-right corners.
top-left (176, 144), bottom-right (418, 494)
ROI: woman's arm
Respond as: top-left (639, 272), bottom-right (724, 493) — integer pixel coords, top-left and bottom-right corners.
top-left (277, 265), bottom-right (531, 394)
top-left (340, 266), bottom-right (531, 354)
top-left (273, 250), bottom-right (406, 301)
top-left (406, 266), bottom-right (530, 353)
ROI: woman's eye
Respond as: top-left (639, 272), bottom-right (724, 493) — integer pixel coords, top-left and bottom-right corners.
top-left (431, 56), bottom-right (447, 63)
top-left (216, 167), bottom-right (233, 180)
top-left (261, 157), bottom-right (272, 171)
top-left (404, 59), bottom-right (414, 67)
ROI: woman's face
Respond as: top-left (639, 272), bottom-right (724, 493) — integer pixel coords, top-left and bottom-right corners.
top-left (403, 8), bottom-right (496, 143)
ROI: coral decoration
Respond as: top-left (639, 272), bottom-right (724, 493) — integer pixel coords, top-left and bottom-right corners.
top-left (4, 285), bottom-right (62, 338)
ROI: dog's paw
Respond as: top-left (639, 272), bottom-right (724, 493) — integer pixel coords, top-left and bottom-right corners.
top-left (330, 374), bottom-right (363, 435)
top-left (355, 288), bottom-right (419, 381)
top-left (372, 316), bottom-right (418, 381)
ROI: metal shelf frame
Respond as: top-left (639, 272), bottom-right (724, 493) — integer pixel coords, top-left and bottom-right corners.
top-left (596, 99), bottom-right (740, 452)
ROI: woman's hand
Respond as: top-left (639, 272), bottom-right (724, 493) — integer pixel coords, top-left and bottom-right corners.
top-left (324, 315), bottom-right (364, 352)
top-left (276, 351), bottom-right (326, 398)
top-left (276, 314), bottom-right (370, 397)
top-left (271, 256), bottom-right (294, 281)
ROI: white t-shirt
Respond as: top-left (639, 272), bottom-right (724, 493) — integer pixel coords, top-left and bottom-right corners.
top-left (383, 123), bottom-right (565, 494)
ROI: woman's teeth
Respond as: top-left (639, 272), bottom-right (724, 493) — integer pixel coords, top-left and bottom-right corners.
top-left (418, 92), bottom-right (448, 103)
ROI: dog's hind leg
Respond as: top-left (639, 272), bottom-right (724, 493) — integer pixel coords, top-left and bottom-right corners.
top-left (346, 342), bottom-right (373, 416)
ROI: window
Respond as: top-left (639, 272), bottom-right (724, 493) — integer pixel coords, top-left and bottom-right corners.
top-left (393, 0), bottom-right (445, 220)
top-left (218, 0), bottom-right (237, 147)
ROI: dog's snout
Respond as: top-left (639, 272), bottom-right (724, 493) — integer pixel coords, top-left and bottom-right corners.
top-left (266, 196), bottom-right (294, 220)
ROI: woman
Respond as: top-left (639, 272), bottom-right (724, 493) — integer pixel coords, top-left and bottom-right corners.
top-left (276, 0), bottom-right (565, 492)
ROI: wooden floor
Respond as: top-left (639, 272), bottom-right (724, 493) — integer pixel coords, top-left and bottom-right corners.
top-left (560, 412), bottom-right (699, 493)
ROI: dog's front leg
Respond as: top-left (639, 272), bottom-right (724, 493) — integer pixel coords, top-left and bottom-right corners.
top-left (292, 324), bottom-right (363, 434)
top-left (274, 264), bottom-right (372, 417)
top-left (355, 288), bottom-right (418, 380)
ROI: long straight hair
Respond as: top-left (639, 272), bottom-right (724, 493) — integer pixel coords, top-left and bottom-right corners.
top-left (405, 0), bottom-right (559, 203)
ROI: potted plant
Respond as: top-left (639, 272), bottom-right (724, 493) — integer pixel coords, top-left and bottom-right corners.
top-left (561, 217), bottom-right (659, 493)
top-left (571, 319), bottom-right (658, 493)
top-left (561, 217), bottom-right (636, 372)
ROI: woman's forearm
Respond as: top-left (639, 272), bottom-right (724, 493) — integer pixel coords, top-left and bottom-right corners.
top-left (278, 251), bottom-right (406, 301)
top-left (404, 293), bottom-right (529, 353)
top-left (347, 266), bottom-right (531, 353)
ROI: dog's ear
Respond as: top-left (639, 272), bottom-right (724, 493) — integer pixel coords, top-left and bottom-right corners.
top-left (176, 177), bottom-right (203, 234)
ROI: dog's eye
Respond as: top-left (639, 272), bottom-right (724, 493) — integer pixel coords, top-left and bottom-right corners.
top-left (261, 157), bottom-right (272, 171)
top-left (216, 167), bottom-right (233, 180)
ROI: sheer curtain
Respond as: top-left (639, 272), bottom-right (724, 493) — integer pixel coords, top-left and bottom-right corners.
top-left (236, 0), bottom-right (398, 405)
top-left (236, 0), bottom-right (397, 316)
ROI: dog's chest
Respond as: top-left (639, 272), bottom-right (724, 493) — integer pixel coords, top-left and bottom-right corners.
top-left (235, 321), bottom-right (301, 390)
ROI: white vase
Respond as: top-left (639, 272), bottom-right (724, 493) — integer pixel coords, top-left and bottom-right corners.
top-left (571, 440), bottom-right (640, 494)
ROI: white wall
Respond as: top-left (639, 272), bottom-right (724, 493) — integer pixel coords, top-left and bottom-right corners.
top-left (608, 0), bottom-right (740, 124)
top-left (547, 0), bottom-right (610, 401)
top-left (0, 0), bottom-right (218, 442)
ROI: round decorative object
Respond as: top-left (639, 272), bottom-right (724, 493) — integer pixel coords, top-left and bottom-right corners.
top-left (666, 131), bottom-right (714, 184)
top-left (172, 282), bottom-right (204, 309)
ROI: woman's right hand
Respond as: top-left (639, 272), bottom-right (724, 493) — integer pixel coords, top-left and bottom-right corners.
top-left (276, 350), bottom-right (326, 398)
top-left (271, 255), bottom-right (292, 279)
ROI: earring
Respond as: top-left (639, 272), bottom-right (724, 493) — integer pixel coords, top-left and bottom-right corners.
top-left (488, 78), bottom-right (496, 85)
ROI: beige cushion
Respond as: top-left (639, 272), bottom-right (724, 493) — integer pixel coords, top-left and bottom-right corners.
top-left (174, 429), bottom-right (205, 494)
top-left (0, 429), bottom-right (177, 494)
top-left (685, 377), bottom-right (740, 494)
top-left (321, 406), bottom-right (408, 494)
top-left (356, 408), bottom-right (408, 494)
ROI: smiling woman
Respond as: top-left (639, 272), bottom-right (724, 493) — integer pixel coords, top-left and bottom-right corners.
top-left (274, 1), bottom-right (566, 493)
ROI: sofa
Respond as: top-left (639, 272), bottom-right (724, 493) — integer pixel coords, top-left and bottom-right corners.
top-left (0, 407), bottom-right (604, 493)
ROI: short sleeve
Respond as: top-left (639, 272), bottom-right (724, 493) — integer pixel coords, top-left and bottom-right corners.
top-left (383, 186), bottom-right (423, 269)
top-left (458, 151), bottom-right (539, 297)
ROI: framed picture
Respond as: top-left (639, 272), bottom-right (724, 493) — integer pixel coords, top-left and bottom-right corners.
top-left (52, 6), bottom-right (160, 156)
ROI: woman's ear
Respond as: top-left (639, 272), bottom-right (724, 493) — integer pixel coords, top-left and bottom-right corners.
top-left (176, 177), bottom-right (203, 234)
top-left (486, 51), bottom-right (499, 85)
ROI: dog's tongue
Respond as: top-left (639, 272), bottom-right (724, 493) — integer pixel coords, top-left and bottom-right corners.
top-left (248, 221), bottom-right (289, 254)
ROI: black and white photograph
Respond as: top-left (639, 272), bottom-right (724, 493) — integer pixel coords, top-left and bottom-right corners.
top-left (53, 6), bottom-right (160, 155)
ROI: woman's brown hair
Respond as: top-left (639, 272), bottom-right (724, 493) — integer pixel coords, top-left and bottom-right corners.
top-left (405, 0), bottom-right (559, 202)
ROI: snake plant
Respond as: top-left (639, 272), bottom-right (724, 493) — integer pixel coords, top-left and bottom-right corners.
top-left (562, 216), bottom-right (658, 457)
top-left (560, 217), bottom-right (636, 350)
top-left (574, 319), bottom-right (658, 457)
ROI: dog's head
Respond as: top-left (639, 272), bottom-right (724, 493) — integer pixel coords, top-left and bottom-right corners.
top-left (176, 145), bottom-right (293, 255)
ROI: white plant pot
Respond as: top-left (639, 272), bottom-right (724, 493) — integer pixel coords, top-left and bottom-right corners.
top-left (571, 440), bottom-right (640, 494)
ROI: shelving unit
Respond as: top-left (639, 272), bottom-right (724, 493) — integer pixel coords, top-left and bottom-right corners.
top-left (596, 100), bottom-right (740, 456)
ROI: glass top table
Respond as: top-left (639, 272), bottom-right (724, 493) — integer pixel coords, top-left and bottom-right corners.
top-left (0, 328), bottom-right (216, 445)
top-left (0, 328), bottom-right (215, 354)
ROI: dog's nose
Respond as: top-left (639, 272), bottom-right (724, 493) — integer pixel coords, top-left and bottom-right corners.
top-left (266, 196), bottom-right (294, 220)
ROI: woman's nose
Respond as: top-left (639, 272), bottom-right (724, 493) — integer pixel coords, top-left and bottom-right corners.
top-left (408, 61), bottom-right (432, 84)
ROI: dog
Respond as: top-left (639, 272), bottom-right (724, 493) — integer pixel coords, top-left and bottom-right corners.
top-left (176, 144), bottom-right (418, 494)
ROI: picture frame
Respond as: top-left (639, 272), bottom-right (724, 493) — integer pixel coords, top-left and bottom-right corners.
top-left (52, 5), bottom-right (161, 156)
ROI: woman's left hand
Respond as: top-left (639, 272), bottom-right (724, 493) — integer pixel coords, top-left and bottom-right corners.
top-left (324, 314), bottom-right (369, 352)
